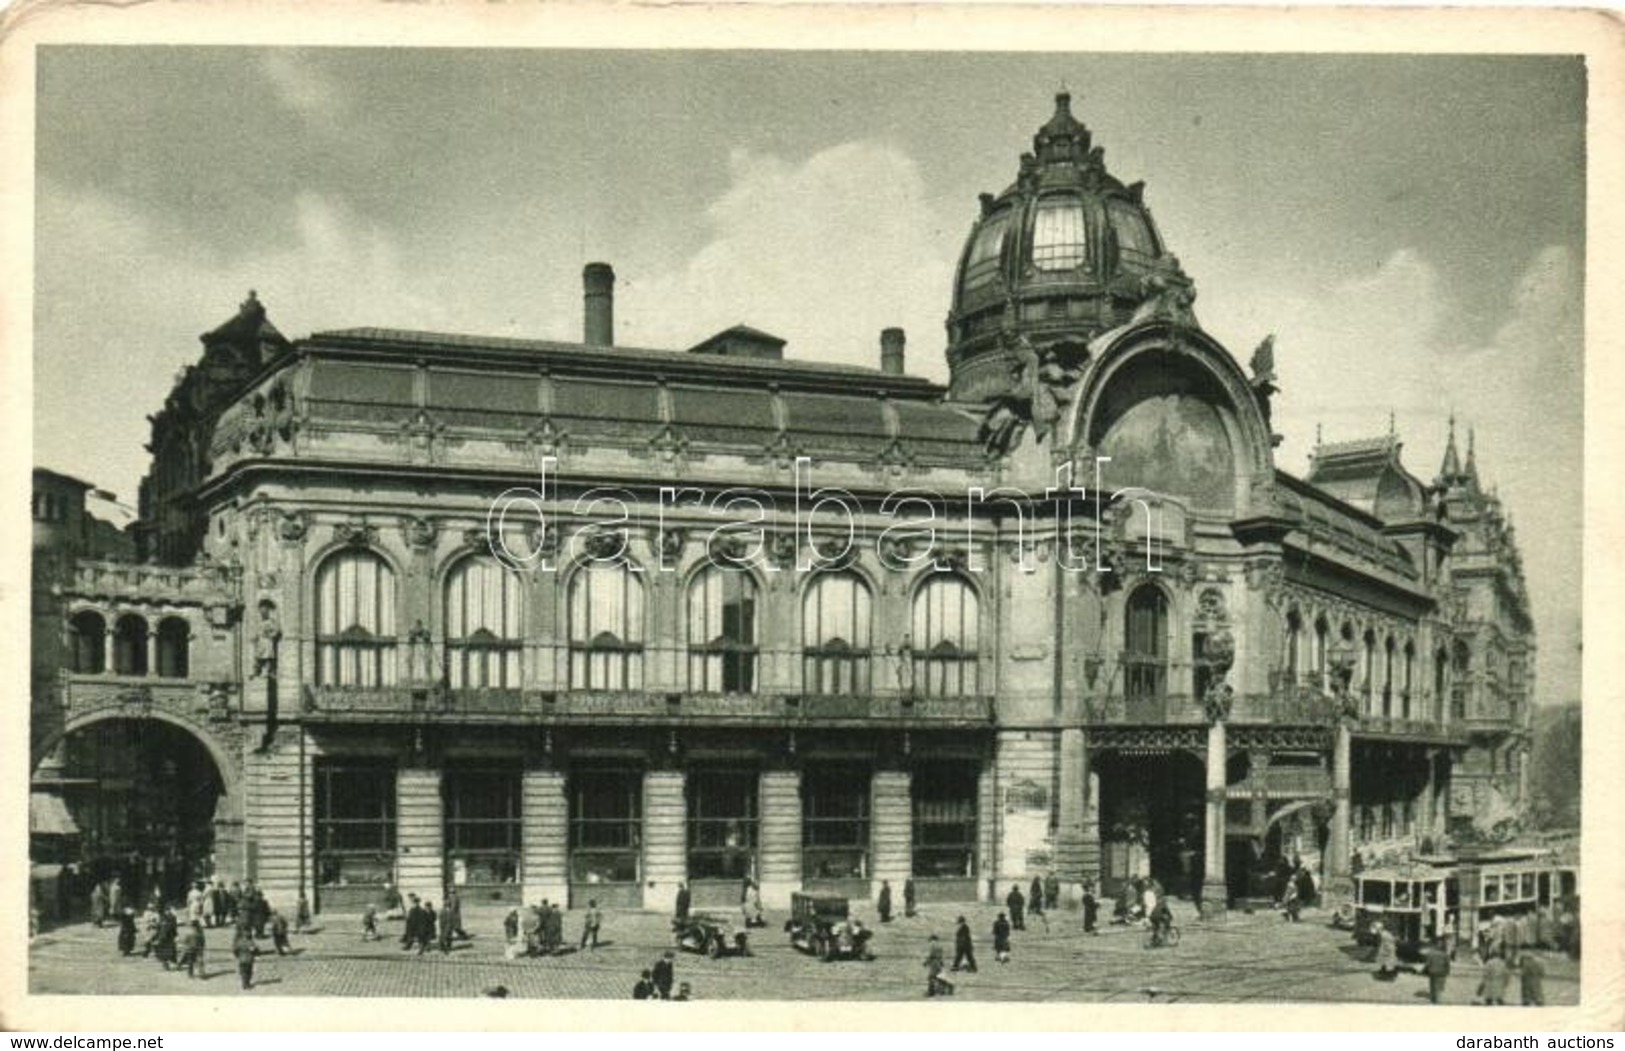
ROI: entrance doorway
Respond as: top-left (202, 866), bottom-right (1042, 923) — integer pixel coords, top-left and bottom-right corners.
top-left (1094, 750), bottom-right (1204, 899)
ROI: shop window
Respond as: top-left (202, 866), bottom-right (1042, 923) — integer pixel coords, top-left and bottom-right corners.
top-left (69, 610), bottom-right (106, 674)
top-left (315, 550), bottom-right (398, 687)
top-left (445, 558), bottom-right (522, 689)
top-left (687, 567), bottom-right (758, 694)
top-left (569, 769), bottom-right (642, 886)
top-left (802, 767), bottom-right (870, 880)
top-left (686, 769), bottom-right (759, 881)
top-left (911, 575), bottom-right (980, 697)
top-left (802, 573), bottom-right (872, 696)
top-left (444, 768), bottom-right (522, 889)
top-left (315, 761), bottom-right (397, 890)
top-left (911, 764), bottom-right (978, 878)
top-left (568, 563), bottom-right (645, 690)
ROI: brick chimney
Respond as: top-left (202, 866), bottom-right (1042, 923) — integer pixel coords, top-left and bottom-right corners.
top-left (880, 327), bottom-right (906, 376)
top-left (583, 262), bottom-right (615, 347)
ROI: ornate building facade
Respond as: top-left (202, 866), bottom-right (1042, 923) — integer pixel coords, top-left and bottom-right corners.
top-left (31, 94), bottom-right (1534, 916)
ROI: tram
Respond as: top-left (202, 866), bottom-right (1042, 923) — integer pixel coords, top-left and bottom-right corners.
top-left (1351, 848), bottom-right (1578, 958)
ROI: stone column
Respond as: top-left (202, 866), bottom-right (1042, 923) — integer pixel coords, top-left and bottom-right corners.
top-left (1200, 718), bottom-right (1229, 919)
top-left (1325, 720), bottom-right (1354, 905)
top-left (643, 769), bottom-right (686, 912)
top-left (146, 631), bottom-right (158, 677)
top-left (522, 766), bottom-right (568, 906)
top-left (871, 769), bottom-right (912, 904)
top-left (396, 766), bottom-right (445, 903)
top-left (1055, 728), bottom-right (1088, 899)
top-left (757, 768), bottom-right (802, 909)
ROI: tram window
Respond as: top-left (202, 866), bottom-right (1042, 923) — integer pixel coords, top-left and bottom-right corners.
top-left (1446, 881), bottom-right (1459, 907)
top-left (1538, 872), bottom-right (1552, 905)
top-left (1521, 873), bottom-right (1536, 900)
top-left (1395, 883), bottom-right (1412, 907)
top-left (1364, 881), bottom-right (1391, 906)
top-left (1484, 877), bottom-right (1500, 904)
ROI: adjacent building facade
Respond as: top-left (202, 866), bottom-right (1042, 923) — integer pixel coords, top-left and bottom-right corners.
top-left (30, 94), bottom-right (1535, 917)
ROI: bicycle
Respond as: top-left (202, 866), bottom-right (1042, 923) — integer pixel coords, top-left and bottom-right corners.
top-left (1143, 923), bottom-right (1182, 949)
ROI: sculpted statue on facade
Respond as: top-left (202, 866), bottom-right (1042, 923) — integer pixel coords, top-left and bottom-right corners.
top-left (252, 599), bottom-right (281, 678)
top-left (977, 333), bottom-right (1083, 456)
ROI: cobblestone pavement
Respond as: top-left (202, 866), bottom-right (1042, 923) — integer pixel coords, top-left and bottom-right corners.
top-left (29, 901), bottom-right (1578, 1006)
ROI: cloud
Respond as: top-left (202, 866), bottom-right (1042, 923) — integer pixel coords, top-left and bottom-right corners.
top-left (621, 141), bottom-right (957, 379)
top-left (260, 51), bottom-right (345, 127)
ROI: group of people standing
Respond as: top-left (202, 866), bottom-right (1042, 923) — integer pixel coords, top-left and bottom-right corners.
top-left (398, 890), bottom-right (468, 955)
top-left (101, 876), bottom-right (298, 990)
top-left (500, 897), bottom-right (574, 957)
top-left (631, 950), bottom-right (688, 1000)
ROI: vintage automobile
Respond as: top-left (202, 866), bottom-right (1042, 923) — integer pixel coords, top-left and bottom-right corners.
top-left (784, 892), bottom-right (875, 961)
top-left (672, 912), bottom-right (752, 958)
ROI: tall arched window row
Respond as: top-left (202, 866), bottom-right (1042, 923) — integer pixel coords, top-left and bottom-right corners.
top-left (444, 558), bottom-right (523, 689)
top-left (911, 575), bottom-right (981, 697)
top-left (1402, 642), bottom-right (1416, 720)
top-left (156, 617), bottom-right (190, 678)
top-left (315, 550), bottom-right (399, 687)
top-left (802, 573), bottom-right (872, 696)
top-left (1382, 636), bottom-right (1396, 718)
top-left (1314, 616), bottom-right (1329, 688)
top-left (1284, 609), bottom-right (1303, 682)
top-left (687, 567), bottom-right (758, 694)
top-left (69, 610), bottom-right (106, 674)
top-left (569, 562), bottom-right (645, 690)
top-left (113, 615), bottom-right (149, 676)
top-left (1123, 585), bottom-right (1169, 700)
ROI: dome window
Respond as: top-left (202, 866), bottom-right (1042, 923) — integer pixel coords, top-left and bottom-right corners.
top-left (1107, 199), bottom-right (1160, 259)
top-left (961, 214), bottom-right (1008, 291)
top-left (1031, 199), bottom-right (1087, 271)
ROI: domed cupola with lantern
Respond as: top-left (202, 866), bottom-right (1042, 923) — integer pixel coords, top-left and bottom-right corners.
top-left (946, 92), bottom-right (1196, 404)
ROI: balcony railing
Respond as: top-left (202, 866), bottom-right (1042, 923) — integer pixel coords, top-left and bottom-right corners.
top-left (300, 685), bottom-right (995, 727)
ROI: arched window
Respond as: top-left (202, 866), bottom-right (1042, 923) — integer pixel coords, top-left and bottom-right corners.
top-left (912, 575), bottom-right (981, 697)
top-left (1284, 609), bottom-right (1303, 683)
top-left (315, 550), bottom-right (398, 687)
top-left (1402, 641), bottom-right (1416, 720)
top-left (156, 617), bottom-right (190, 678)
top-left (568, 562), bottom-right (644, 690)
top-left (1382, 636), bottom-right (1396, 718)
top-left (1124, 585), bottom-right (1169, 700)
top-left (802, 573), bottom-right (872, 695)
top-left (1361, 629), bottom-right (1377, 710)
top-left (113, 614), bottom-right (148, 676)
top-left (1451, 640), bottom-right (1471, 720)
top-left (687, 567), bottom-right (758, 694)
top-left (1434, 646), bottom-right (1449, 723)
top-left (444, 558), bottom-right (522, 689)
top-left (69, 610), bottom-right (106, 674)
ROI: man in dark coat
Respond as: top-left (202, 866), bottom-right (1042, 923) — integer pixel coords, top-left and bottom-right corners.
top-left (674, 882), bottom-right (691, 922)
top-left (633, 969), bottom-right (655, 1000)
top-left (1082, 886), bottom-right (1100, 934)
top-left (652, 950), bottom-right (676, 1000)
top-left (1477, 953), bottom-right (1510, 1005)
top-left (116, 908), bottom-right (138, 955)
top-left (153, 907), bottom-right (179, 970)
top-left (903, 878), bottom-right (917, 918)
top-left (952, 915), bottom-right (978, 973)
top-left (419, 902), bottom-right (438, 956)
top-left (402, 895), bottom-right (425, 951)
top-left (443, 889), bottom-right (466, 941)
top-left (1007, 884), bottom-right (1026, 930)
top-left (877, 881), bottom-right (893, 923)
top-left (1029, 876), bottom-right (1046, 920)
top-left (1044, 874), bottom-right (1061, 912)
top-left (1422, 939), bottom-right (1452, 1004)
top-left (992, 912), bottom-right (1012, 963)
top-left (232, 925), bottom-right (256, 990)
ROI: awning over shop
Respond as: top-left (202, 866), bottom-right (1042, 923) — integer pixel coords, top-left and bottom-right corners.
top-left (29, 791), bottom-right (80, 837)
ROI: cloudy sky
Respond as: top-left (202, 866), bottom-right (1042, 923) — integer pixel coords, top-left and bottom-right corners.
top-left (33, 49), bottom-right (1584, 700)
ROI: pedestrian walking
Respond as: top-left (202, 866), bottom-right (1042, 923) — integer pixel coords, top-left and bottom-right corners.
top-left (1374, 924), bottom-right (1399, 981)
top-left (232, 926), bottom-right (256, 990)
top-left (154, 907), bottom-right (179, 971)
top-left (544, 901), bottom-right (563, 954)
top-left (187, 881), bottom-right (207, 926)
top-left (270, 910), bottom-right (292, 955)
top-left (1007, 884), bottom-right (1026, 931)
top-left (742, 881), bottom-right (765, 928)
top-left (1283, 877), bottom-right (1302, 923)
top-left (1477, 953), bottom-right (1510, 1005)
top-left (90, 881), bottom-right (109, 928)
top-left (877, 880), bottom-right (893, 923)
top-left (209, 880), bottom-right (227, 929)
top-left (674, 882), bottom-right (691, 922)
top-left (952, 915), bottom-right (978, 973)
top-left (402, 895), bottom-right (425, 951)
top-left (1045, 873), bottom-right (1061, 912)
top-left (1519, 952), bottom-right (1546, 1006)
top-left (580, 899), bottom-right (602, 950)
top-left (993, 913), bottom-right (1012, 963)
top-left (904, 877), bottom-right (917, 918)
top-left (179, 920), bottom-right (206, 979)
top-left (503, 908), bottom-right (519, 946)
top-left (924, 934), bottom-right (953, 997)
top-left (108, 878), bottom-right (124, 922)
top-left (1423, 939), bottom-right (1452, 1004)
top-left (438, 901), bottom-right (455, 954)
top-left (420, 902), bottom-right (438, 956)
top-left (652, 950), bottom-right (676, 1000)
top-left (1082, 885), bottom-right (1100, 935)
top-left (116, 907), bottom-right (138, 956)
top-left (362, 904), bottom-right (380, 942)
top-left (443, 889), bottom-right (466, 941)
top-left (1029, 876), bottom-right (1046, 921)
